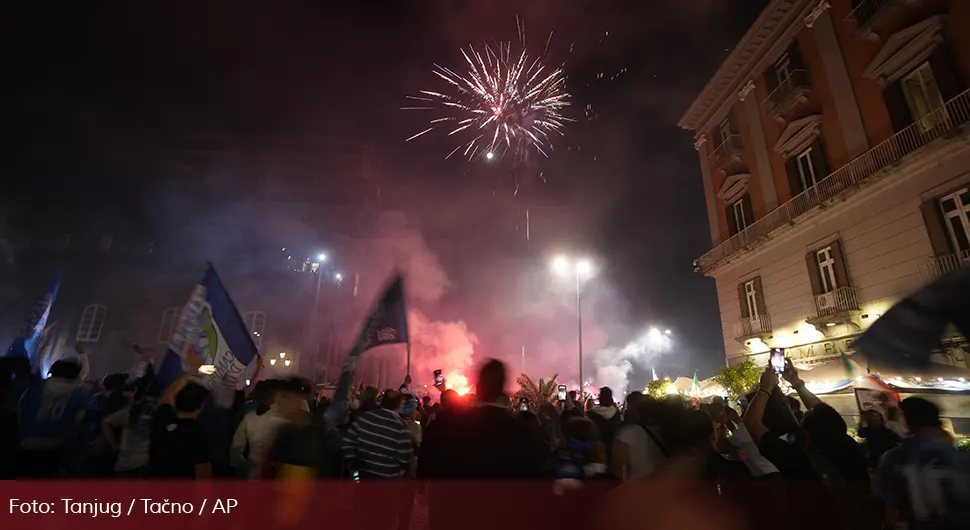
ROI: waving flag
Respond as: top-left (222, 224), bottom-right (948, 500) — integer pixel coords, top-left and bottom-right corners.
top-left (6, 273), bottom-right (60, 365)
top-left (326, 275), bottom-right (408, 425)
top-left (690, 371), bottom-right (700, 398)
top-left (156, 264), bottom-right (259, 408)
top-left (854, 267), bottom-right (970, 371)
top-left (651, 367), bottom-right (659, 381)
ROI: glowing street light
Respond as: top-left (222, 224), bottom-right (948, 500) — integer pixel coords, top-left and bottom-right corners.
top-left (317, 253), bottom-right (328, 262)
top-left (549, 254), bottom-right (597, 397)
top-left (270, 359), bottom-right (277, 366)
top-left (284, 359), bottom-right (291, 367)
top-left (485, 151), bottom-right (494, 161)
top-left (335, 272), bottom-right (343, 281)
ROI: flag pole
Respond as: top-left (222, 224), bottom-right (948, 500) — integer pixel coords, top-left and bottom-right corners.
top-left (406, 342), bottom-right (411, 377)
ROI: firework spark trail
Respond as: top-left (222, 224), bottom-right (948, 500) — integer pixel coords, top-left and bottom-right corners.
top-left (404, 27), bottom-right (571, 161)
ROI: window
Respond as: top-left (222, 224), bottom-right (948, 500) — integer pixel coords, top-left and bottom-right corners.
top-left (939, 188), bottom-right (970, 253)
top-left (775, 53), bottom-right (791, 85)
top-left (77, 305), bottom-right (107, 342)
top-left (816, 247), bottom-right (837, 293)
top-left (901, 62), bottom-right (946, 132)
top-left (718, 119), bottom-right (732, 143)
top-left (796, 147), bottom-right (819, 190)
top-left (157, 307), bottom-right (180, 343)
top-left (732, 198), bottom-right (748, 232)
top-left (243, 311), bottom-right (266, 348)
top-left (744, 280), bottom-right (759, 318)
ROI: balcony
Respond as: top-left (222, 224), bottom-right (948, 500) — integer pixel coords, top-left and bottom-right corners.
top-left (709, 134), bottom-right (744, 173)
top-left (696, 88), bottom-right (970, 273)
top-left (734, 314), bottom-right (772, 344)
top-left (806, 287), bottom-right (862, 336)
top-left (845, 0), bottom-right (920, 41)
top-left (763, 70), bottom-right (811, 122)
top-left (919, 250), bottom-right (970, 282)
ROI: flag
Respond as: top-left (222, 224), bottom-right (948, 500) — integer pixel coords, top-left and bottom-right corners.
top-left (854, 267), bottom-right (970, 371)
top-left (651, 367), bottom-right (659, 381)
top-left (156, 264), bottom-right (259, 408)
top-left (326, 275), bottom-right (408, 425)
top-left (6, 273), bottom-right (60, 363)
top-left (690, 371), bottom-right (700, 398)
top-left (840, 352), bottom-right (858, 378)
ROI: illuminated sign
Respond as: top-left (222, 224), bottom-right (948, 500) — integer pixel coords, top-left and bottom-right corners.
top-left (742, 335), bottom-right (859, 366)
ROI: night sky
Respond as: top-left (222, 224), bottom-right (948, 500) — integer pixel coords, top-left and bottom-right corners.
top-left (2, 0), bottom-right (770, 386)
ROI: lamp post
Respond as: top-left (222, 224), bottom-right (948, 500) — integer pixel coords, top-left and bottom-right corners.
top-left (551, 255), bottom-right (595, 397)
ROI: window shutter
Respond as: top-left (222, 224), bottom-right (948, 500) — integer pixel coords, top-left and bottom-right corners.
top-left (753, 276), bottom-right (767, 316)
top-left (786, 157), bottom-right (804, 196)
top-left (830, 240), bottom-right (851, 288)
top-left (810, 138), bottom-right (830, 181)
top-left (928, 44), bottom-right (963, 102)
top-left (920, 200), bottom-right (952, 257)
top-left (805, 252), bottom-right (822, 295)
top-left (738, 283), bottom-right (750, 319)
top-left (884, 81), bottom-right (912, 133)
top-left (726, 202), bottom-right (739, 236)
top-left (741, 193), bottom-right (755, 228)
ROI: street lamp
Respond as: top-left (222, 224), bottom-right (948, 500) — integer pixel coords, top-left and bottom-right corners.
top-left (335, 272), bottom-right (343, 282)
top-left (550, 254), bottom-right (596, 397)
top-left (485, 151), bottom-right (494, 161)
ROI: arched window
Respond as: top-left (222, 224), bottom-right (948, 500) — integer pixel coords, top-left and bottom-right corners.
top-left (77, 305), bottom-right (107, 342)
top-left (243, 311), bottom-right (266, 348)
top-left (157, 307), bottom-right (181, 343)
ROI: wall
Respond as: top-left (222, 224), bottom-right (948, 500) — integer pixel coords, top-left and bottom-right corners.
top-left (714, 136), bottom-right (970, 361)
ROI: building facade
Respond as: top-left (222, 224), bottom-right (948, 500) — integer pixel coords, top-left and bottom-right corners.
top-left (679, 0), bottom-right (970, 370)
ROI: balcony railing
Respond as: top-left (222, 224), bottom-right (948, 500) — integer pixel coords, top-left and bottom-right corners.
top-left (763, 69), bottom-right (811, 120)
top-left (919, 249), bottom-right (970, 281)
top-left (734, 314), bottom-right (772, 341)
top-left (846, 0), bottom-right (893, 27)
top-left (697, 88), bottom-right (970, 272)
top-left (812, 287), bottom-right (860, 318)
top-left (709, 134), bottom-right (744, 172)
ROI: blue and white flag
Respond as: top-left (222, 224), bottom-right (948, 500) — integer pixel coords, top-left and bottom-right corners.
top-left (156, 264), bottom-right (259, 408)
top-left (652, 367), bottom-right (659, 381)
top-left (6, 273), bottom-right (60, 363)
top-left (326, 275), bottom-right (408, 425)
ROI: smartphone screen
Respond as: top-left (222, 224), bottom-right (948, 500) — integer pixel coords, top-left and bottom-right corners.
top-left (433, 369), bottom-right (443, 387)
top-left (557, 385), bottom-right (567, 401)
top-left (519, 397), bottom-right (528, 412)
top-left (770, 348), bottom-right (785, 374)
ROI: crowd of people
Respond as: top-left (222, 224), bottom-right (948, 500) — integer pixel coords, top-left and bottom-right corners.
top-left (2, 343), bottom-right (969, 530)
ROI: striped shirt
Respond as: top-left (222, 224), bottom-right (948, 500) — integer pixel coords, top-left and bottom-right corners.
top-left (343, 408), bottom-right (413, 478)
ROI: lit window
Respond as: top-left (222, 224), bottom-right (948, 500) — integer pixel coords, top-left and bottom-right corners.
top-left (939, 188), bottom-right (970, 252)
top-left (731, 198), bottom-right (748, 233)
top-left (816, 247), bottom-right (837, 293)
top-left (775, 54), bottom-right (791, 85)
top-left (796, 147), bottom-right (819, 190)
top-left (157, 307), bottom-right (180, 344)
top-left (243, 311), bottom-right (266, 348)
top-left (77, 305), bottom-right (107, 342)
top-left (719, 119), bottom-right (731, 143)
top-left (744, 280), bottom-right (759, 318)
top-left (901, 62), bottom-right (947, 132)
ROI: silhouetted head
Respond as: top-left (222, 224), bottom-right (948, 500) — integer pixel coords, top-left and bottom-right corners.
top-left (476, 359), bottom-right (506, 403)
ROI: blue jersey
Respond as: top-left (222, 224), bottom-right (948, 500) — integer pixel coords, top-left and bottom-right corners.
top-left (876, 435), bottom-right (970, 530)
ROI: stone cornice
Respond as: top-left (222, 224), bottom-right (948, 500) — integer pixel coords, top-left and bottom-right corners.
top-left (805, 1), bottom-right (830, 28)
top-left (678, 0), bottom-right (814, 133)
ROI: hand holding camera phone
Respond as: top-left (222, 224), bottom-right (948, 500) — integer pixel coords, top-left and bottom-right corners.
top-left (557, 385), bottom-right (567, 402)
top-left (433, 369), bottom-right (444, 387)
top-left (519, 397), bottom-right (529, 412)
top-left (769, 348), bottom-right (786, 374)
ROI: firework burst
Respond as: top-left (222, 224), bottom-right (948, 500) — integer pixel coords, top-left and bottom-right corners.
top-left (404, 34), bottom-right (571, 161)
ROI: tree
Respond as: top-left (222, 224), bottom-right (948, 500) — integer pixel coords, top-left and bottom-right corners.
top-left (644, 379), bottom-right (675, 399)
top-left (711, 359), bottom-right (762, 402)
top-left (516, 373), bottom-right (559, 405)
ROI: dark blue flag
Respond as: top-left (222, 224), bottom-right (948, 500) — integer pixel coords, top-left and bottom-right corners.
top-left (326, 275), bottom-right (408, 425)
top-left (854, 267), bottom-right (970, 371)
top-left (6, 273), bottom-right (60, 364)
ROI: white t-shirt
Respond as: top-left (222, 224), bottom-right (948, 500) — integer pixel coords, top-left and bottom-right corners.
top-left (615, 424), bottom-right (667, 480)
